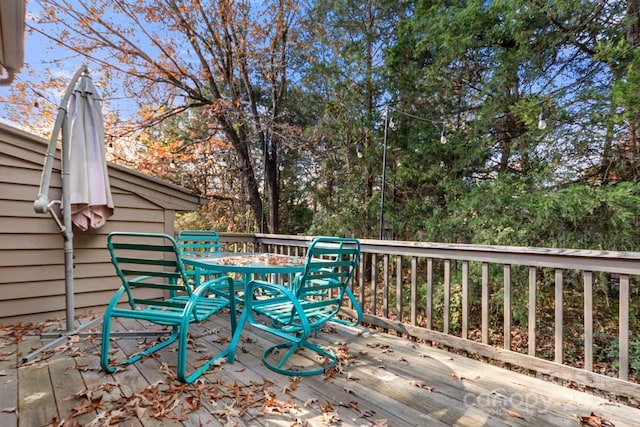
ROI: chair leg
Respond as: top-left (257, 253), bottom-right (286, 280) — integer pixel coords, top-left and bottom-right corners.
top-left (176, 310), bottom-right (237, 384)
top-left (330, 288), bottom-right (363, 327)
top-left (262, 341), bottom-right (337, 376)
top-left (100, 314), bottom-right (115, 373)
top-left (100, 315), bottom-right (179, 373)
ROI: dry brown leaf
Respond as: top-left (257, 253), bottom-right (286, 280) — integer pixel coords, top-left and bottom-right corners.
top-left (322, 410), bottom-right (341, 424)
top-left (506, 409), bottom-right (525, 419)
top-left (289, 376), bottom-right (301, 390)
top-left (409, 380), bottom-right (434, 391)
top-left (135, 404), bottom-right (146, 419)
top-left (578, 412), bottom-right (616, 427)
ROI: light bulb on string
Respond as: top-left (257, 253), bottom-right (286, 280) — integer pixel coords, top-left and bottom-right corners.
top-left (537, 111), bottom-right (547, 130)
top-left (440, 128), bottom-right (447, 144)
top-left (169, 158), bottom-right (176, 169)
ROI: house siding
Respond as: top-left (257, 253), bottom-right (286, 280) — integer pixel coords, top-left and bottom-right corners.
top-left (0, 122), bottom-right (201, 324)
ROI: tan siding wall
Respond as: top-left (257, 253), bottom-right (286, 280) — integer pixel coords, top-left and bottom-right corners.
top-left (0, 123), bottom-right (200, 325)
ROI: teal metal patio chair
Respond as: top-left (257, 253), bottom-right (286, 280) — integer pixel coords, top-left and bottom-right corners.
top-left (177, 229), bottom-right (222, 283)
top-left (177, 229), bottom-right (221, 255)
top-left (178, 229), bottom-right (246, 297)
top-left (100, 232), bottom-right (236, 383)
top-left (230, 236), bottom-right (361, 376)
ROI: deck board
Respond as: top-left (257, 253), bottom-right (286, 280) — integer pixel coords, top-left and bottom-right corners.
top-left (4, 313), bottom-right (639, 426)
top-left (0, 341), bottom-right (19, 426)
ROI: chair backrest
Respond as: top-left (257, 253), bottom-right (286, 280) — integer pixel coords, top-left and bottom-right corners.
top-left (296, 236), bottom-right (360, 301)
top-left (177, 229), bottom-right (221, 256)
top-left (107, 232), bottom-right (193, 309)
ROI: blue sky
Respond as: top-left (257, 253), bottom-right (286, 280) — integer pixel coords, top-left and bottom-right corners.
top-left (0, 1), bottom-right (137, 131)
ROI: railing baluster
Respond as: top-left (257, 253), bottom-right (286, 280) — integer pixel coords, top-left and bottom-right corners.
top-left (444, 259), bottom-right (451, 335)
top-left (383, 254), bottom-right (389, 319)
top-left (396, 255), bottom-right (403, 324)
top-left (427, 258), bottom-right (433, 330)
top-left (462, 261), bottom-right (469, 339)
top-left (529, 266), bottom-right (537, 357)
top-left (482, 262), bottom-right (489, 344)
top-left (411, 257), bottom-right (417, 326)
top-left (371, 253), bottom-right (378, 317)
top-left (555, 268), bottom-right (563, 364)
top-left (583, 271), bottom-right (593, 372)
top-left (504, 264), bottom-right (511, 350)
top-left (620, 274), bottom-right (630, 381)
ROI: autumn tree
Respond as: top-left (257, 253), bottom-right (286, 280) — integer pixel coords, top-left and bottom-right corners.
top-left (13, 0), bottom-right (310, 233)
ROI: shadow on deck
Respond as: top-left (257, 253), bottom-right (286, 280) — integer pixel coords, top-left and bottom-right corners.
top-left (1, 313), bottom-right (638, 426)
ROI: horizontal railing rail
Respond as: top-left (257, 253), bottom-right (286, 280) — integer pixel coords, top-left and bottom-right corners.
top-left (218, 232), bottom-right (640, 400)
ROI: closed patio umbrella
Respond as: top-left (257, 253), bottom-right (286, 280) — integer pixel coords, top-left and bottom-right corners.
top-left (69, 72), bottom-right (113, 230)
top-left (33, 65), bottom-right (113, 345)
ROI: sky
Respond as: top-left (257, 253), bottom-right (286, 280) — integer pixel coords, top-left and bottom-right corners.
top-left (0, 1), bottom-right (136, 133)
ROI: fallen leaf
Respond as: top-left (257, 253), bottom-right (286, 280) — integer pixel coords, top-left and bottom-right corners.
top-left (135, 403), bottom-right (146, 418)
top-left (506, 409), bottom-right (525, 419)
top-left (409, 380), bottom-right (434, 391)
top-left (578, 412), bottom-right (616, 427)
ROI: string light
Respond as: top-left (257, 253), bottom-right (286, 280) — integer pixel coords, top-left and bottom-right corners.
top-left (169, 158), bottom-right (176, 169)
top-left (440, 128), bottom-right (447, 144)
top-left (537, 111), bottom-right (547, 130)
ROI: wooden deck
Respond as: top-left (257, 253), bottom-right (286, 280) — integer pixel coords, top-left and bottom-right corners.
top-left (1, 313), bottom-right (638, 427)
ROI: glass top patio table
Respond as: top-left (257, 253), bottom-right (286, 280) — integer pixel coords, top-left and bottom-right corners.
top-left (181, 252), bottom-right (307, 277)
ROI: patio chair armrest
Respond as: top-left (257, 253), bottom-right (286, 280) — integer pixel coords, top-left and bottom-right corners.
top-left (246, 279), bottom-right (296, 302)
top-left (197, 275), bottom-right (235, 297)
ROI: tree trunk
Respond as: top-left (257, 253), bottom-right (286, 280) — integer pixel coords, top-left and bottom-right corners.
top-left (266, 136), bottom-right (279, 234)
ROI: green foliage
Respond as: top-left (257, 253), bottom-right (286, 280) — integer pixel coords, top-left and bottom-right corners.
top-left (455, 180), bottom-right (640, 250)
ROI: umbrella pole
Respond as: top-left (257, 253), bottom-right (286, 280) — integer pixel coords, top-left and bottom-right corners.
top-left (61, 112), bottom-right (74, 332)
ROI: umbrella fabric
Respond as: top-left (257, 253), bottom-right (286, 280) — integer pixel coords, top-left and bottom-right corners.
top-left (68, 74), bottom-right (114, 231)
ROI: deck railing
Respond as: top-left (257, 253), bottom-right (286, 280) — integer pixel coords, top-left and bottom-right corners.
top-left (218, 232), bottom-right (639, 400)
